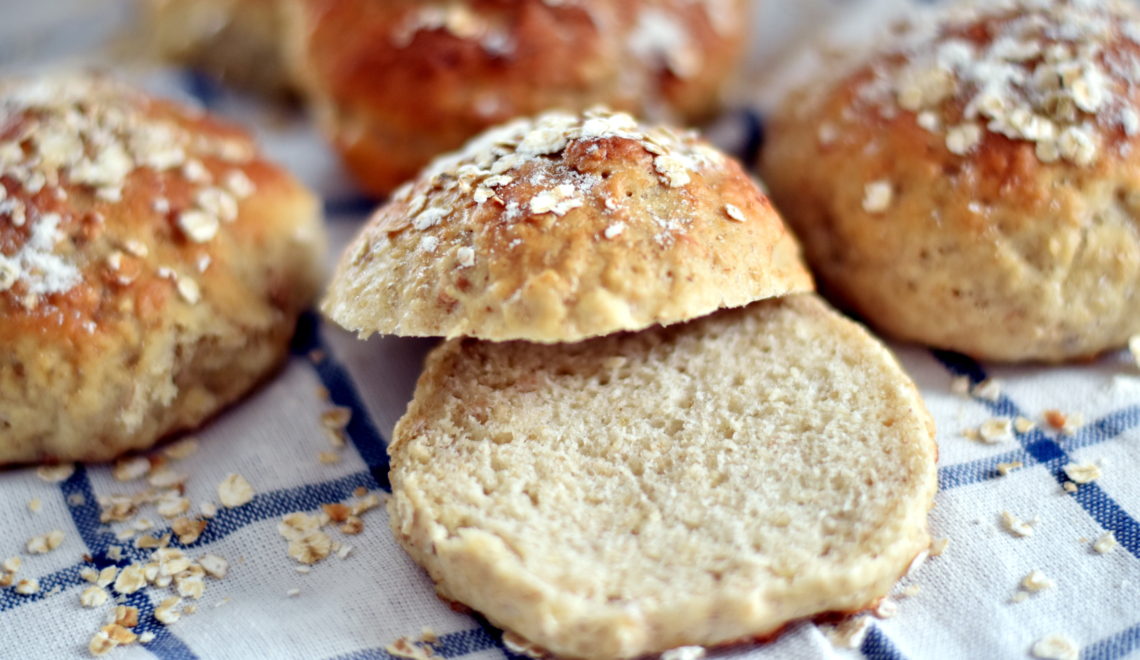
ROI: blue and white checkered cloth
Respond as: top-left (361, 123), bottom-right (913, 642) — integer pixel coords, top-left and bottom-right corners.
top-left (2, 1), bottom-right (1138, 658)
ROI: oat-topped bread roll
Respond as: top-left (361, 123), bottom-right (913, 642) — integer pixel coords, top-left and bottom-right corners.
top-left (390, 293), bottom-right (937, 660)
top-left (762, 0), bottom-right (1140, 362)
top-left (283, 0), bottom-right (751, 196)
top-left (322, 108), bottom-right (812, 343)
top-left (0, 73), bottom-right (325, 464)
top-left (143, 0), bottom-right (294, 96)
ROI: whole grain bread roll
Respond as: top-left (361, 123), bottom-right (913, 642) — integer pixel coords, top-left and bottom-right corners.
top-left (283, 0), bottom-right (751, 196)
top-left (142, 0), bottom-right (293, 96)
top-left (0, 73), bottom-right (326, 464)
top-left (321, 107), bottom-right (812, 343)
top-left (762, 0), bottom-right (1140, 362)
top-left (389, 293), bottom-right (938, 660)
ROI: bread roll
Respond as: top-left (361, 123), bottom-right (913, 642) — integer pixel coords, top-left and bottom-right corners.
top-left (0, 73), bottom-right (325, 463)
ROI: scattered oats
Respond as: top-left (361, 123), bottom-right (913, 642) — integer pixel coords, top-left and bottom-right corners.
top-left (113, 565), bottom-right (146, 594)
top-left (286, 588), bottom-right (301, 598)
top-left (68, 493), bottom-right (86, 507)
top-left (978, 418), bottom-right (1014, 443)
top-left (156, 495), bottom-right (191, 519)
top-left (318, 451), bottom-right (342, 465)
top-left (603, 222), bottom-right (625, 239)
top-left (288, 531), bottom-right (332, 565)
top-left (723, 204), bottom-right (746, 222)
top-left (295, 566), bottom-right (311, 574)
top-left (36, 464), bottom-right (74, 483)
top-left (862, 180), bottom-right (893, 213)
top-left (826, 616), bottom-right (871, 650)
top-left (79, 585), bottom-right (110, 608)
top-left (172, 517), bottom-right (207, 545)
top-left (352, 493), bottom-right (384, 515)
top-left (112, 456), bottom-right (151, 482)
top-left (661, 647), bottom-right (706, 660)
top-left (80, 567), bottom-right (98, 583)
top-left (421, 628), bottom-right (438, 644)
top-left (1062, 462), bottom-right (1101, 484)
top-left (1014, 417), bottom-right (1037, 433)
top-left (14, 578), bottom-right (39, 595)
top-left (154, 597), bottom-right (182, 625)
top-left (198, 554), bottom-right (228, 579)
top-left (1031, 634), bottom-right (1079, 660)
top-left (278, 512), bottom-right (323, 540)
top-left (1010, 591), bottom-right (1030, 604)
top-left (900, 584), bottom-right (922, 598)
top-left (217, 473), bottom-right (254, 508)
top-left (163, 437), bottom-right (200, 460)
top-left (997, 461), bottom-right (1024, 476)
top-left (0, 573), bottom-right (11, 588)
top-left (1093, 532), bottom-right (1118, 554)
top-left (353, 487), bottom-right (368, 498)
top-left (321, 407), bottom-right (352, 430)
top-left (26, 530), bottom-right (65, 554)
top-left (147, 466), bottom-right (186, 489)
top-left (972, 379), bottom-right (1002, 401)
top-left (138, 632), bottom-right (156, 644)
top-left (336, 544), bottom-right (354, 560)
top-left (1021, 570), bottom-right (1055, 593)
top-left (114, 605), bottom-right (139, 628)
top-left (176, 575), bottom-right (205, 600)
top-left (340, 516), bottom-right (364, 535)
top-left (107, 546), bottom-right (123, 561)
top-left (1001, 511), bottom-right (1036, 538)
top-left (154, 548), bottom-right (192, 576)
top-left (200, 501), bottom-right (218, 519)
top-left (88, 628), bottom-right (118, 656)
top-left (322, 503), bottom-right (350, 523)
top-left (97, 566), bottom-right (117, 588)
top-left (950, 375), bottom-right (971, 395)
top-left (27, 498), bottom-right (41, 513)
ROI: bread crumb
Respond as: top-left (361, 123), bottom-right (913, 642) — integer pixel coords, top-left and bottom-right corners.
top-left (1009, 590), bottom-right (1029, 604)
top-left (27, 498), bottom-right (41, 513)
top-left (862, 180), bottom-right (892, 213)
top-left (930, 537), bottom-right (949, 556)
top-left (163, 438), bottom-right (200, 460)
top-left (79, 585), bottom-right (109, 608)
top-left (825, 616), bottom-right (871, 650)
top-left (217, 473), bottom-right (254, 508)
top-left (36, 464), bottom-right (74, 483)
top-left (26, 530), bottom-right (65, 554)
top-left (502, 632), bottom-right (546, 659)
top-left (1014, 417), bottom-right (1036, 433)
top-left (15, 578), bottom-right (39, 595)
top-left (112, 456), bottom-right (151, 482)
top-left (1062, 462), bottom-right (1101, 484)
top-left (1093, 532), bottom-right (1118, 554)
top-left (1031, 634), bottom-right (1079, 660)
top-left (950, 375), bottom-right (970, 395)
top-left (874, 598), bottom-right (899, 619)
top-left (288, 532), bottom-right (332, 565)
top-left (1063, 481), bottom-right (1079, 493)
top-left (997, 461), bottom-right (1023, 476)
top-left (286, 588), bottom-right (301, 598)
top-left (1021, 570), bottom-right (1055, 593)
top-left (317, 451), bottom-right (342, 465)
top-left (1001, 511), bottom-right (1035, 537)
top-left (972, 379), bottom-right (1001, 401)
top-left (900, 584), bottom-right (922, 598)
top-left (978, 418), bottom-right (1013, 443)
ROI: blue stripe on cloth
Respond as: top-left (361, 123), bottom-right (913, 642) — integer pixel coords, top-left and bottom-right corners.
top-left (324, 195), bottom-right (380, 218)
top-left (938, 446), bottom-right (1036, 490)
top-left (1082, 621), bottom-right (1140, 660)
top-left (0, 564), bottom-right (85, 613)
top-left (930, 351), bottom-right (1140, 561)
top-left (329, 627), bottom-right (502, 660)
top-left (293, 312), bottom-right (392, 491)
top-left (61, 464), bottom-right (119, 557)
top-left (861, 624), bottom-right (908, 660)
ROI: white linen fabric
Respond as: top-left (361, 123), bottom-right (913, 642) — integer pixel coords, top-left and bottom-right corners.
top-left (0, 1), bottom-right (1137, 658)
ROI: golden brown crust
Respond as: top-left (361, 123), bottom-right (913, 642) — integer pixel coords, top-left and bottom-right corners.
top-left (762, 0), bottom-right (1140, 362)
top-left (284, 0), bottom-right (750, 196)
top-left (322, 108), bottom-right (813, 343)
top-left (0, 74), bottom-right (326, 463)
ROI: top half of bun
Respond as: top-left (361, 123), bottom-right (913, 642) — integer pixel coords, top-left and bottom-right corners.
top-left (322, 107), bottom-right (813, 343)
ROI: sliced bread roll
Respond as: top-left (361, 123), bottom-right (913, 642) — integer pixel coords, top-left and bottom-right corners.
top-left (322, 107), bottom-right (813, 343)
top-left (389, 293), bottom-right (937, 660)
